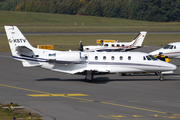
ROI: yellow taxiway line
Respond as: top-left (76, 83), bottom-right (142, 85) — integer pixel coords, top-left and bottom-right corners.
top-left (0, 83), bottom-right (170, 114)
top-left (27, 93), bottom-right (88, 97)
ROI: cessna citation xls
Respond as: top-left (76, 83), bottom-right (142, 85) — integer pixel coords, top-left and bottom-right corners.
top-left (5, 26), bottom-right (176, 81)
top-left (150, 42), bottom-right (180, 59)
top-left (80, 31), bottom-right (147, 52)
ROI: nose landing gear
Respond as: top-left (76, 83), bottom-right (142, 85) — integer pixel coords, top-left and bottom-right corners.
top-left (158, 72), bottom-right (164, 81)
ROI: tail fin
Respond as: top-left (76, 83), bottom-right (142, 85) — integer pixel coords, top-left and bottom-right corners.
top-left (131, 31), bottom-right (147, 47)
top-left (4, 26), bottom-right (40, 67)
top-left (4, 26), bottom-right (34, 56)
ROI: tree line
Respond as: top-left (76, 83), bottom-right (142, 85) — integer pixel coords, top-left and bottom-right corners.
top-left (0, 0), bottom-right (180, 22)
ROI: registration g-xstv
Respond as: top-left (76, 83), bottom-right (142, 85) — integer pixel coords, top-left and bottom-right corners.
top-left (5, 26), bottom-right (176, 81)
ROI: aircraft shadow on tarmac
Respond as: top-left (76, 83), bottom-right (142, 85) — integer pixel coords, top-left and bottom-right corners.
top-left (36, 76), bottom-right (180, 84)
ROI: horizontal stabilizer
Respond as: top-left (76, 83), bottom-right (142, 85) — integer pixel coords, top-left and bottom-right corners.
top-left (22, 61), bottom-right (41, 67)
top-left (16, 46), bottom-right (32, 52)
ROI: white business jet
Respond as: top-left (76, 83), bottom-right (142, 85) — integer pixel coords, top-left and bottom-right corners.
top-left (80, 31), bottom-right (147, 52)
top-left (150, 42), bottom-right (180, 59)
top-left (5, 26), bottom-right (176, 81)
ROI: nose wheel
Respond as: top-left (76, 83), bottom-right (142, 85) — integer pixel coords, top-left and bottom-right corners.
top-left (158, 72), bottom-right (164, 81)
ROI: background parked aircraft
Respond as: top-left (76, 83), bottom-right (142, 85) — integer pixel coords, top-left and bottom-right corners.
top-left (79, 31), bottom-right (147, 52)
top-left (150, 42), bottom-right (180, 59)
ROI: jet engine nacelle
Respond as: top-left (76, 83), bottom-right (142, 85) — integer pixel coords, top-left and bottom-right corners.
top-left (56, 52), bottom-right (81, 62)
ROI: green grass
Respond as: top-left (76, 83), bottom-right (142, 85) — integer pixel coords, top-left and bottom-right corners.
top-left (0, 103), bottom-right (42, 120)
top-left (0, 10), bottom-right (180, 32)
top-left (1, 34), bottom-right (180, 52)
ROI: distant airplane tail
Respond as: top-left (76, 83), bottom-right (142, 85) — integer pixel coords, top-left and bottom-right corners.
top-left (130, 31), bottom-right (147, 47)
top-left (4, 26), bottom-right (40, 67)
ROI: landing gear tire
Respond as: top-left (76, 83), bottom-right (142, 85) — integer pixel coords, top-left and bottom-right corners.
top-left (85, 76), bottom-right (92, 82)
top-left (158, 72), bottom-right (164, 81)
top-left (159, 76), bottom-right (164, 81)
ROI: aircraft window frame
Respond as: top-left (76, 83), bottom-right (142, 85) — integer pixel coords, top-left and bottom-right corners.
top-left (174, 46), bottom-right (176, 49)
top-left (146, 56), bottom-right (151, 60)
top-left (119, 56), bottom-right (123, 60)
top-left (111, 56), bottom-right (115, 60)
top-left (112, 44), bottom-right (115, 47)
top-left (122, 44), bottom-right (125, 47)
top-left (95, 56), bottom-right (98, 60)
top-left (128, 56), bottom-right (131, 60)
top-left (85, 48), bottom-right (89, 50)
top-left (103, 56), bottom-right (106, 60)
top-left (117, 44), bottom-right (120, 47)
top-left (85, 56), bottom-right (88, 60)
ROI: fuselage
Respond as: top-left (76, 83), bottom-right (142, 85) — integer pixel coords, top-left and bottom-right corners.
top-left (83, 42), bottom-right (137, 52)
top-left (13, 48), bottom-right (176, 75)
top-left (82, 31), bottom-right (147, 52)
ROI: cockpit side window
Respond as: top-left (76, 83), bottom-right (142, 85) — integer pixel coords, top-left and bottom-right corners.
top-left (169, 45), bottom-right (173, 49)
top-left (104, 44), bottom-right (108, 46)
top-left (143, 56), bottom-right (146, 60)
top-left (146, 56), bottom-right (151, 60)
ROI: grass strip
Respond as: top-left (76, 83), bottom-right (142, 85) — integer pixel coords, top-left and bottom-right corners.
top-left (0, 34), bottom-right (179, 52)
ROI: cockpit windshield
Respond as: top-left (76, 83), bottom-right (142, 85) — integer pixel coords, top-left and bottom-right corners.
top-left (145, 55), bottom-right (158, 61)
top-left (98, 43), bottom-right (103, 46)
top-left (163, 45), bottom-right (173, 49)
top-left (149, 55), bottom-right (158, 60)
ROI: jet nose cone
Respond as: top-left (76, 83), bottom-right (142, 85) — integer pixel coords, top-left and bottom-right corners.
top-left (167, 63), bottom-right (177, 71)
top-left (171, 64), bottom-right (177, 71)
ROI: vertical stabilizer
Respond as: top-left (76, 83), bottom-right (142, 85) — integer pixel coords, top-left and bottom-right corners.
top-left (4, 26), bottom-right (33, 56)
top-left (131, 31), bottom-right (147, 47)
top-left (4, 26), bottom-right (40, 67)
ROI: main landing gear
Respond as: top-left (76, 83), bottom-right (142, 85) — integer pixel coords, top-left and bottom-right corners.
top-left (85, 71), bottom-right (94, 82)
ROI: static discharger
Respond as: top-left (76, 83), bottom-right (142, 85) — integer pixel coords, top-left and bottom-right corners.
top-left (96, 39), bottom-right (115, 44)
top-left (37, 45), bottom-right (53, 49)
